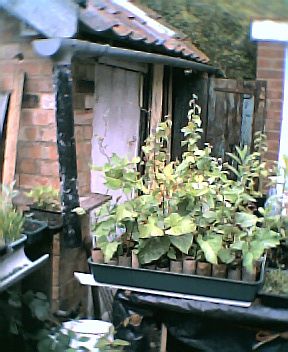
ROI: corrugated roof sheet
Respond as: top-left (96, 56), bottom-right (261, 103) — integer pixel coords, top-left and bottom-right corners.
top-left (79, 0), bottom-right (209, 63)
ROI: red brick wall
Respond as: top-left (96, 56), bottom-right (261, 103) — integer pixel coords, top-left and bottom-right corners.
top-left (0, 16), bottom-right (96, 195)
top-left (257, 42), bottom-right (285, 162)
top-left (0, 13), bottom-right (93, 313)
top-left (0, 11), bottom-right (60, 190)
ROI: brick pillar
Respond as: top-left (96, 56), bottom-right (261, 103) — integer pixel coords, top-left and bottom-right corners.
top-left (257, 42), bottom-right (285, 163)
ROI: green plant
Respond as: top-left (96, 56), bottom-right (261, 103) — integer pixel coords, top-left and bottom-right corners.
top-left (0, 289), bottom-right (129, 352)
top-left (26, 185), bottom-right (60, 211)
top-left (0, 183), bottom-right (24, 246)
top-left (92, 96), bottom-right (280, 272)
top-left (262, 269), bottom-right (288, 295)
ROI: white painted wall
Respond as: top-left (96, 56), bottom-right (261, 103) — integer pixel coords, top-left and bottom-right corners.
top-left (91, 63), bottom-right (142, 201)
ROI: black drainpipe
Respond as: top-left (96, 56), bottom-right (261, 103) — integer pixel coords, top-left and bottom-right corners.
top-left (53, 56), bottom-right (81, 248)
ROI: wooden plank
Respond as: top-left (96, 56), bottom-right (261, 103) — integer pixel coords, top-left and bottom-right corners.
top-left (150, 64), bottom-right (164, 133)
top-left (166, 68), bottom-right (173, 158)
top-left (2, 70), bottom-right (25, 185)
top-left (98, 57), bottom-right (148, 74)
top-left (253, 80), bottom-right (267, 135)
top-left (160, 324), bottom-right (168, 352)
top-left (214, 88), bottom-right (255, 94)
top-left (0, 92), bottom-right (10, 140)
top-left (206, 77), bottom-right (226, 158)
top-left (241, 94), bottom-right (254, 148)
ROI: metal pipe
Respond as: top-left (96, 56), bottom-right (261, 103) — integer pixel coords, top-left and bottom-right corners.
top-left (32, 38), bottom-right (221, 74)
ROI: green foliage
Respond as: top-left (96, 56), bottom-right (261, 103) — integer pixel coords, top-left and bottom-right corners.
top-left (262, 269), bottom-right (288, 295)
top-left (26, 185), bottom-right (60, 211)
top-left (0, 183), bottom-right (24, 245)
top-left (0, 289), bottom-right (52, 351)
top-left (92, 95), bottom-right (280, 271)
top-left (137, 0), bottom-right (288, 79)
top-left (1, 289), bottom-right (128, 352)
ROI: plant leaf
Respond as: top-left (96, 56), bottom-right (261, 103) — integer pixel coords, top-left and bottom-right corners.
top-left (138, 237), bottom-right (170, 264)
top-left (169, 233), bottom-right (193, 254)
top-left (235, 212), bottom-right (258, 228)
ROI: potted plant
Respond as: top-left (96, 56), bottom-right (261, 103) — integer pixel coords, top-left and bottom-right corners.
top-left (88, 96), bottom-right (280, 303)
top-left (25, 185), bottom-right (63, 235)
top-left (0, 183), bottom-right (50, 293)
top-left (0, 183), bottom-right (26, 255)
top-left (259, 269), bottom-right (288, 308)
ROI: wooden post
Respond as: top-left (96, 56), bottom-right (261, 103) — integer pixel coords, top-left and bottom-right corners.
top-left (160, 323), bottom-right (168, 352)
top-left (53, 63), bottom-right (81, 247)
top-left (2, 70), bottom-right (25, 185)
top-left (150, 64), bottom-right (164, 133)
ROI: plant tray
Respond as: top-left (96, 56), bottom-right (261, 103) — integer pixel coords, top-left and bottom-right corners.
top-left (258, 292), bottom-right (288, 309)
top-left (88, 258), bottom-right (266, 303)
top-left (27, 208), bottom-right (63, 234)
top-left (0, 238), bottom-right (49, 292)
top-left (23, 218), bottom-right (48, 245)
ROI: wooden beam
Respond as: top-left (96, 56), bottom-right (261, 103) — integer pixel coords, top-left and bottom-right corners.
top-left (2, 70), bottom-right (25, 185)
top-left (160, 323), bottom-right (168, 352)
top-left (150, 64), bottom-right (164, 133)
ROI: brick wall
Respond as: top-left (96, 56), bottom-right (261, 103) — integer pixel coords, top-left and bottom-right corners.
top-left (0, 11), bottom-right (60, 190)
top-left (0, 12), bottom-right (93, 313)
top-left (257, 42), bottom-right (285, 162)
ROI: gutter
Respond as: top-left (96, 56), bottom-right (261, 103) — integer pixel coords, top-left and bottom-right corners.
top-left (32, 38), bottom-right (222, 75)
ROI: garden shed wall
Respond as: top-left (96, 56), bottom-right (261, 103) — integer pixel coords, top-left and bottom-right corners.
top-left (0, 12), bottom-right (95, 312)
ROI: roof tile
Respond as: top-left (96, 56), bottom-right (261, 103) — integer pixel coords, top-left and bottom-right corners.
top-left (80, 0), bottom-right (209, 63)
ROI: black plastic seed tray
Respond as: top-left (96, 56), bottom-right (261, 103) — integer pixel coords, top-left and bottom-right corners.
top-left (88, 258), bottom-right (266, 303)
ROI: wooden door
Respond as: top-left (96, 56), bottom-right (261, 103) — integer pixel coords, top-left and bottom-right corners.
top-left (206, 78), bottom-right (266, 159)
top-left (91, 62), bottom-right (143, 200)
top-left (171, 74), bottom-right (266, 160)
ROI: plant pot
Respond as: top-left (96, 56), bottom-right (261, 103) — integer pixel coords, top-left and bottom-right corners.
top-left (131, 250), bottom-right (139, 269)
top-left (91, 248), bottom-right (104, 264)
top-left (156, 256), bottom-right (169, 272)
top-left (107, 258), bottom-right (118, 266)
top-left (22, 218), bottom-right (48, 245)
top-left (88, 256), bottom-right (266, 303)
top-left (183, 257), bottom-right (196, 275)
top-left (242, 265), bottom-right (257, 282)
top-left (27, 207), bottom-right (63, 235)
top-left (170, 259), bottom-right (182, 273)
top-left (156, 266), bottom-right (170, 272)
top-left (196, 261), bottom-right (212, 277)
top-left (212, 264), bottom-right (227, 278)
top-left (0, 244), bottom-right (8, 256)
top-left (141, 263), bottom-right (156, 270)
top-left (228, 261), bottom-right (242, 281)
top-left (0, 234), bottom-right (49, 293)
top-left (118, 255), bottom-right (132, 267)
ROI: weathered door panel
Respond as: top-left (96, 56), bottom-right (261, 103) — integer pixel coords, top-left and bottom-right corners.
top-left (206, 78), bottom-right (266, 159)
top-left (91, 63), bottom-right (142, 200)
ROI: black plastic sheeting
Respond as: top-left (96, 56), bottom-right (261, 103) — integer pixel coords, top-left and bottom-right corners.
top-left (113, 291), bottom-right (288, 352)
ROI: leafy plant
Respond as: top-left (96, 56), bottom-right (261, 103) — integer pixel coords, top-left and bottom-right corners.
top-left (0, 289), bottom-right (129, 352)
top-left (262, 269), bottom-right (288, 295)
top-left (92, 95), bottom-right (280, 272)
top-left (26, 185), bottom-right (60, 211)
top-left (0, 183), bottom-right (24, 246)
